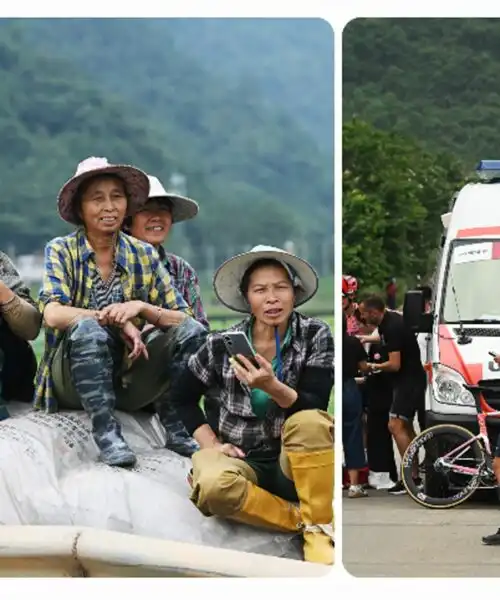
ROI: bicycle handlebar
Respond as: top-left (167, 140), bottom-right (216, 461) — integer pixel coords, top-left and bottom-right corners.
top-left (463, 383), bottom-right (499, 414)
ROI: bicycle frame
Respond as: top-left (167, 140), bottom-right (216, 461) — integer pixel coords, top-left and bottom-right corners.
top-left (438, 391), bottom-right (500, 476)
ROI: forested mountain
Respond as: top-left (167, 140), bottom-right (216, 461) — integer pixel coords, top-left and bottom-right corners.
top-left (163, 18), bottom-right (334, 152)
top-left (0, 18), bottom-right (332, 272)
top-left (344, 18), bottom-right (500, 165)
top-left (341, 19), bottom-right (499, 287)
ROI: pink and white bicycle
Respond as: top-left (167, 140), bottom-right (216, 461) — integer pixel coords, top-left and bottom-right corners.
top-left (402, 382), bottom-right (500, 509)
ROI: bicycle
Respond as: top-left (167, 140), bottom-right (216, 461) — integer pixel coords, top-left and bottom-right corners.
top-left (401, 381), bottom-right (500, 509)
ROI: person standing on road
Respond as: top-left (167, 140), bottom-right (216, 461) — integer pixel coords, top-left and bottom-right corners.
top-left (358, 294), bottom-right (426, 495)
top-left (342, 312), bottom-right (370, 498)
top-left (363, 330), bottom-right (398, 489)
top-left (482, 354), bottom-right (500, 545)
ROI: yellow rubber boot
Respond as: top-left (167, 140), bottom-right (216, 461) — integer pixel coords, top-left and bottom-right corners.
top-left (230, 481), bottom-right (302, 533)
top-left (287, 448), bottom-right (334, 565)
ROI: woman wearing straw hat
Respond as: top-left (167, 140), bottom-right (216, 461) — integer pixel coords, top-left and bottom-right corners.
top-left (35, 157), bottom-right (206, 467)
top-left (125, 174), bottom-right (208, 327)
top-left (170, 245), bottom-right (334, 565)
top-left (121, 174), bottom-right (208, 456)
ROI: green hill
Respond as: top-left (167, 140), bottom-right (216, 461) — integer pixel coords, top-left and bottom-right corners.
top-left (342, 18), bottom-right (500, 288)
top-left (13, 19), bottom-right (333, 248)
top-left (343, 18), bottom-right (500, 167)
top-left (0, 19), bottom-right (332, 273)
top-left (162, 18), bottom-right (334, 153)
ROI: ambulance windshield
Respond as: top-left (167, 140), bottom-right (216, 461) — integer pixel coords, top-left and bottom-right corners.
top-left (442, 240), bottom-right (500, 323)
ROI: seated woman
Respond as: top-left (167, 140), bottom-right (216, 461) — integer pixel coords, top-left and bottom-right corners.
top-left (169, 245), bottom-right (334, 565)
top-left (0, 252), bottom-right (41, 419)
top-left (123, 174), bottom-right (209, 456)
top-left (35, 157), bottom-right (206, 468)
top-left (124, 174), bottom-right (208, 328)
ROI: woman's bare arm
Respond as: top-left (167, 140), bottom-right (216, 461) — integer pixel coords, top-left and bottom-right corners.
top-left (43, 302), bottom-right (100, 331)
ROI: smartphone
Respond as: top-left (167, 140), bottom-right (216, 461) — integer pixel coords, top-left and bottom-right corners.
top-left (489, 351), bottom-right (499, 358)
top-left (222, 332), bottom-right (259, 368)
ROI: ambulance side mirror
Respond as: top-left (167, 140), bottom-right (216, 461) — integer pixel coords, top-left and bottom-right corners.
top-left (403, 290), bottom-right (433, 334)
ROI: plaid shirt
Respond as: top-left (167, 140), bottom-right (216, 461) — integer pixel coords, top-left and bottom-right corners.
top-left (159, 247), bottom-right (209, 329)
top-left (188, 311), bottom-right (334, 453)
top-left (35, 229), bottom-right (191, 413)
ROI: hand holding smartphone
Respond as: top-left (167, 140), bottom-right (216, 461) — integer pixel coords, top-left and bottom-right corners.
top-left (222, 332), bottom-right (260, 369)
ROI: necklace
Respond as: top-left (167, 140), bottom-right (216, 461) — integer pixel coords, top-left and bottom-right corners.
top-left (99, 261), bottom-right (118, 288)
top-left (97, 239), bottom-right (118, 288)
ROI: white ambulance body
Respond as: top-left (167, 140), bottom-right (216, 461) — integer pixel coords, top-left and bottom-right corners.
top-left (421, 161), bottom-right (500, 435)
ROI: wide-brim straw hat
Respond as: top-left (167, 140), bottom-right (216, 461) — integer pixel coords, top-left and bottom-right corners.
top-left (145, 175), bottom-right (199, 223)
top-left (213, 245), bottom-right (319, 313)
top-left (58, 156), bottom-right (150, 225)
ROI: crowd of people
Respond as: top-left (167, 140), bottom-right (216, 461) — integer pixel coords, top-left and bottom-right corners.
top-left (0, 156), bottom-right (334, 565)
top-left (342, 273), bottom-right (430, 499)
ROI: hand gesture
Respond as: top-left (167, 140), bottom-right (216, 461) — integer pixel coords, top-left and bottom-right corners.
top-left (215, 442), bottom-right (246, 459)
top-left (121, 321), bottom-right (148, 362)
top-left (98, 301), bottom-right (145, 327)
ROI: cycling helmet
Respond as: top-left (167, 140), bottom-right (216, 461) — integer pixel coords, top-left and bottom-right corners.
top-left (342, 274), bottom-right (358, 297)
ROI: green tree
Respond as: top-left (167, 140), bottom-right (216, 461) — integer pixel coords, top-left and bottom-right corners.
top-left (343, 119), bottom-right (465, 288)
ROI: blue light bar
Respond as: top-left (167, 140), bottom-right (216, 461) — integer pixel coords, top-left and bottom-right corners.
top-left (476, 160), bottom-right (500, 180)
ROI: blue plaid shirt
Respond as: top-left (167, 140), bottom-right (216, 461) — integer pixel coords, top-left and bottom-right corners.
top-left (35, 229), bottom-right (191, 412)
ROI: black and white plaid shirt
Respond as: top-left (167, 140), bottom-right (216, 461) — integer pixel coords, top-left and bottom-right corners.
top-left (184, 311), bottom-right (334, 454)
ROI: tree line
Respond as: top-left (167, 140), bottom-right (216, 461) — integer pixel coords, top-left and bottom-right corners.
top-left (0, 19), bottom-right (331, 267)
top-left (343, 119), bottom-right (466, 289)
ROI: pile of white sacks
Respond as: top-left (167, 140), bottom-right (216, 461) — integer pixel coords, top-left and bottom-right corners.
top-left (0, 403), bottom-right (302, 560)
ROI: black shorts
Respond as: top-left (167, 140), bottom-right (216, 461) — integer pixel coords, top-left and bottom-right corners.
top-left (389, 372), bottom-right (426, 422)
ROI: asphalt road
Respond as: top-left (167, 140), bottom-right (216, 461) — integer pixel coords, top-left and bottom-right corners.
top-left (343, 489), bottom-right (500, 577)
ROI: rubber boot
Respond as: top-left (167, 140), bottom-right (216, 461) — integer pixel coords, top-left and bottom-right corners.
top-left (88, 407), bottom-right (137, 468)
top-left (230, 481), bottom-right (302, 533)
top-left (68, 318), bottom-right (136, 468)
top-left (287, 448), bottom-right (334, 565)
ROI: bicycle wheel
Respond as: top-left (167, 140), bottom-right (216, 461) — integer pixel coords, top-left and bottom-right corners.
top-left (401, 424), bottom-right (485, 509)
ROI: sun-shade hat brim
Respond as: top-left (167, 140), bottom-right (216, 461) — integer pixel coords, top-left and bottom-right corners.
top-left (57, 157), bottom-right (150, 225)
top-left (144, 175), bottom-right (199, 223)
top-left (213, 244), bottom-right (319, 313)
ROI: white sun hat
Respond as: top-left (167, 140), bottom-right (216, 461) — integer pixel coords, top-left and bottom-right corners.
top-left (57, 157), bottom-right (150, 225)
top-left (213, 245), bottom-right (319, 313)
top-left (145, 175), bottom-right (199, 223)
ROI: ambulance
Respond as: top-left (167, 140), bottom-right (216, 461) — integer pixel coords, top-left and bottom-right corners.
top-left (405, 160), bottom-right (500, 489)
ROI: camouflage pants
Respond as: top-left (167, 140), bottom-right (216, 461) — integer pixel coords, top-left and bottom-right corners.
top-left (51, 316), bottom-right (208, 457)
